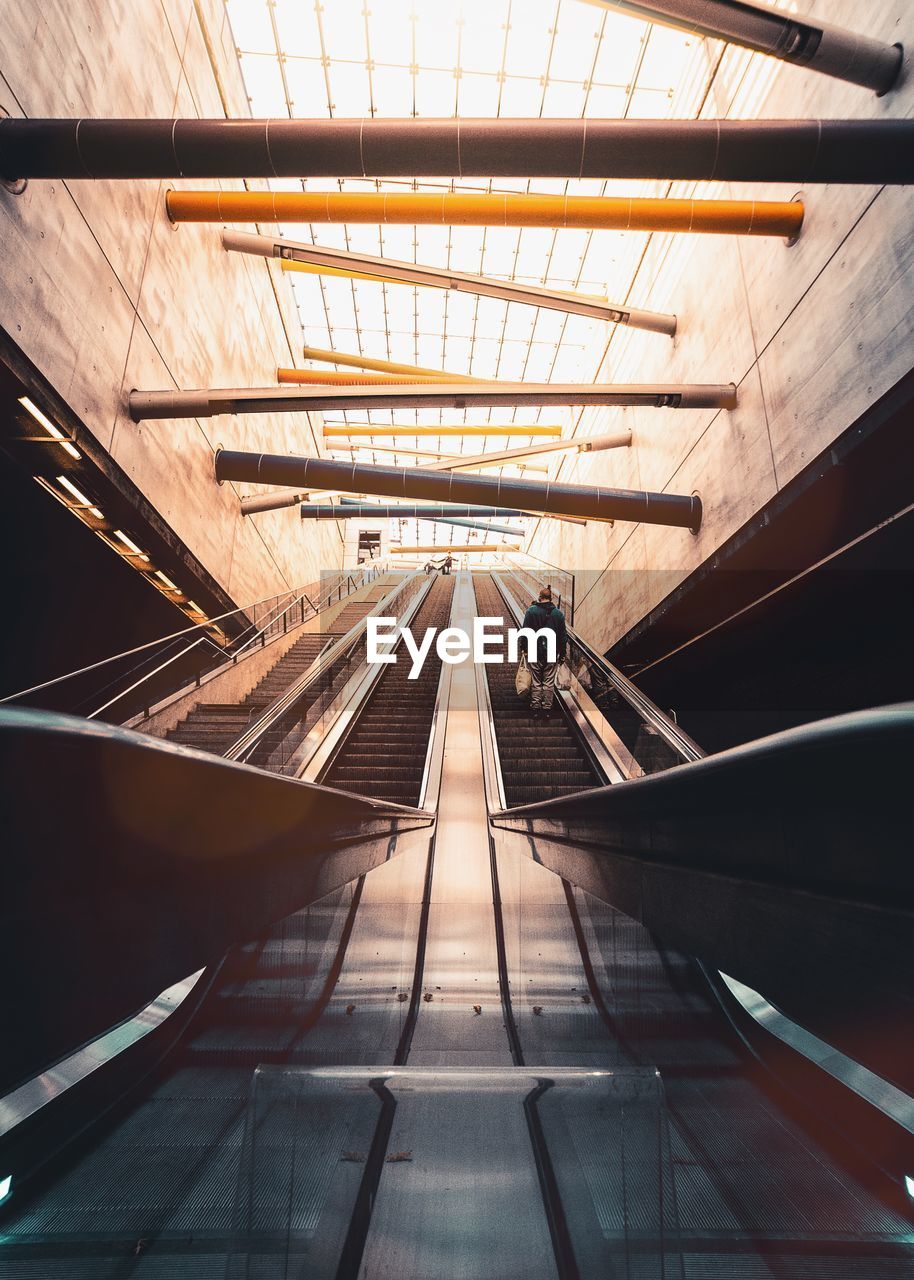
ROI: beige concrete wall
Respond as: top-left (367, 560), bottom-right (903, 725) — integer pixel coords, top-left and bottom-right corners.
top-left (0, 0), bottom-right (343, 603)
top-left (528, 0), bottom-right (914, 655)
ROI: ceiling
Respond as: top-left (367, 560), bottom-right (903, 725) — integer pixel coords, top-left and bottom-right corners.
top-left (225, 0), bottom-right (720, 554)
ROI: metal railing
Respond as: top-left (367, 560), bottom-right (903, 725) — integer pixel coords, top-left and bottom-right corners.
top-left (495, 566), bottom-right (703, 776)
top-left (0, 563), bottom-right (389, 725)
top-left (494, 550), bottom-right (576, 623)
top-left (226, 570), bottom-right (429, 777)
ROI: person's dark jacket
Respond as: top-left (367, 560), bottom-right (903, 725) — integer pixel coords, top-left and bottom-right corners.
top-left (521, 600), bottom-right (567, 663)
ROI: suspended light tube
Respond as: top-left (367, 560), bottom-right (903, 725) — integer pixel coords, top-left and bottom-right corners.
top-left (579, 2), bottom-right (902, 94)
top-left (239, 440), bottom-right (559, 515)
top-left (130, 383), bottom-right (736, 420)
top-left (166, 191), bottom-right (803, 239)
top-left (329, 444), bottom-right (550, 474)
top-left (4, 118), bottom-right (910, 181)
top-left (390, 544), bottom-right (512, 554)
top-left (334, 431), bottom-right (631, 468)
top-left (329, 440), bottom-right (548, 468)
top-left (278, 368), bottom-right (491, 386)
top-left (303, 503), bottom-right (525, 537)
top-left (238, 433), bottom-right (630, 515)
top-left (324, 424), bottom-right (564, 438)
top-left (335, 498), bottom-right (525, 519)
top-left (224, 231), bottom-right (677, 334)
top-left (302, 346), bottom-right (475, 381)
top-left (214, 450), bottom-right (702, 531)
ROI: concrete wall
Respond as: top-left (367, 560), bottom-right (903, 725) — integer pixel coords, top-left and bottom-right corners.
top-left (528, 0), bottom-right (914, 655)
top-left (0, 0), bottom-right (343, 605)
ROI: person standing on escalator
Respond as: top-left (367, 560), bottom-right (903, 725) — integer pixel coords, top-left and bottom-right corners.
top-left (522, 585), bottom-right (567, 720)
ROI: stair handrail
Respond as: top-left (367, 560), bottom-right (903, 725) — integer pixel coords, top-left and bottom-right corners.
top-left (225, 569), bottom-right (427, 765)
top-left (0, 561), bottom-right (389, 722)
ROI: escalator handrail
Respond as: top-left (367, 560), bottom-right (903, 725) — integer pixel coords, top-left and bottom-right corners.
top-left (497, 568), bottom-right (704, 765)
top-left (288, 572), bottom-right (441, 784)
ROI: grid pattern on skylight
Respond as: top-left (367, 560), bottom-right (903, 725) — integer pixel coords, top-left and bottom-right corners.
top-left (226, 0), bottom-right (715, 550)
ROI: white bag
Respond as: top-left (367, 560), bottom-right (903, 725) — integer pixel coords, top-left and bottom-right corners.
top-left (515, 655), bottom-right (532, 696)
top-left (555, 661), bottom-right (572, 692)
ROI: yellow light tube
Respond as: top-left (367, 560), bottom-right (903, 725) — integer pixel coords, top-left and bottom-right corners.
top-left (167, 190), bottom-right (804, 238)
top-left (322, 425), bottom-right (563, 438)
top-left (277, 368), bottom-right (491, 386)
top-left (390, 544), bottom-right (508, 554)
top-left (280, 259), bottom-right (404, 287)
top-left (302, 346), bottom-right (480, 383)
top-left (281, 256), bottom-right (610, 303)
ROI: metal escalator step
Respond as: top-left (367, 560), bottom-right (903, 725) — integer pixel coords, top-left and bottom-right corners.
top-left (505, 784), bottom-right (593, 802)
top-left (330, 766), bottom-right (424, 781)
top-left (323, 576), bottom-right (454, 804)
top-left (501, 773), bottom-right (594, 789)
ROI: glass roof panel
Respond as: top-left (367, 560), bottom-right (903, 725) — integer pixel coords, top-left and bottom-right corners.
top-left (227, 0), bottom-right (717, 549)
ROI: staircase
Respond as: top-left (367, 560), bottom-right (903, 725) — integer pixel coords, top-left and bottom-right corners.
top-left (164, 630), bottom-right (329, 756)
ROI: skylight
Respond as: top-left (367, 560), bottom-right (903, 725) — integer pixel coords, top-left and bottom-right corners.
top-left (226, 0), bottom-right (714, 552)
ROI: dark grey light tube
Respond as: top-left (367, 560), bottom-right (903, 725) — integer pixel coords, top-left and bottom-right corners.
top-left (216, 450), bottom-right (702, 531)
top-left (302, 505), bottom-right (523, 535)
top-left (128, 382), bottom-right (736, 420)
top-left (301, 504), bottom-right (526, 519)
top-left (587, 2), bottom-right (902, 94)
top-left (3, 118), bottom-right (912, 183)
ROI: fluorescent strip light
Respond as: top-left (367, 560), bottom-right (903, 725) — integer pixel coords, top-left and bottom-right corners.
top-left (906, 1175), bottom-right (914, 1199)
top-left (154, 570), bottom-right (180, 592)
top-left (113, 529), bottom-right (149, 561)
top-left (55, 474), bottom-right (103, 518)
top-left (18, 396), bottom-right (81, 459)
top-left (0, 1173), bottom-right (11, 1204)
top-left (186, 600), bottom-right (208, 619)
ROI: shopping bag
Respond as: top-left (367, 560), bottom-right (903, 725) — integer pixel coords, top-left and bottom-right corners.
top-left (555, 660), bottom-right (572, 692)
top-left (515, 656), bottom-right (532, 696)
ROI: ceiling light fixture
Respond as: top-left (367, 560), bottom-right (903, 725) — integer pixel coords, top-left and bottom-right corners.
top-left (55, 474), bottom-right (103, 519)
top-left (113, 529), bottom-right (149, 561)
top-left (18, 396), bottom-right (81, 459)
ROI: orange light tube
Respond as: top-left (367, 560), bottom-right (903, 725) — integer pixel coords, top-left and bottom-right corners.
top-left (322, 425), bottom-right (563, 438)
top-left (167, 190), bottom-right (804, 238)
top-left (301, 346), bottom-right (480, 382)
top-left (277, 368), bottom-right (489, 386)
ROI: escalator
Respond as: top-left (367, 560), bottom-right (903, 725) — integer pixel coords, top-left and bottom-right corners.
top-left (323, 575), bottom-right (454, 804)
top-left (473, 574), bottom-right (599, 803)
top-left (472, 569), bottom-right (914, 1277)
top-left (1, 569), bottom-right (912, 1279)
top-left (0, 573), bottom-right (455, 1276)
